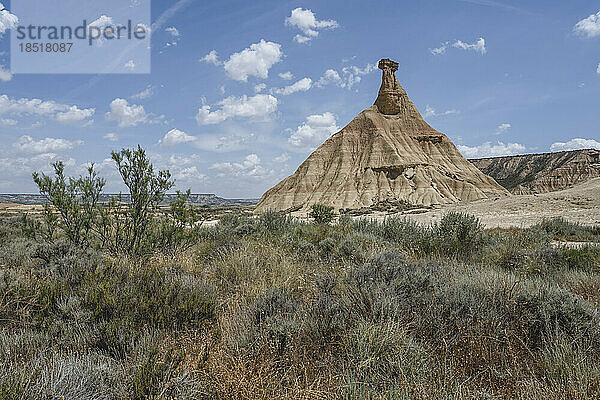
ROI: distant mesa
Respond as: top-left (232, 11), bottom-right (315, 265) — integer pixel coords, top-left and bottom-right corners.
top-left (255, 58), bottom-right (509, 213)
top-left (470, 149), bottom-right (600, 194)
top-left (0, 193), bottom-right (256, 207)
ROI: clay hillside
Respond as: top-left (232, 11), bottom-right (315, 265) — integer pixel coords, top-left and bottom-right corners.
top-left (470, 149), bottom-right (600, 194)
top-left (256, 58), bottom-right (509, 213)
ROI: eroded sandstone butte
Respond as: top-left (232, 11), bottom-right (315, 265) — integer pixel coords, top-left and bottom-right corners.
top-left (255, 58), bottom-right (509, 213)
top-left (470, 149), bottom-right (600, 194)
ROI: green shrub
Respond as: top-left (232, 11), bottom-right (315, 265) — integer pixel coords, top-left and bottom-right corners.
top-left (31, 146), bottom-right (201, 257)
top-left (513, 288), bottom-right (597, 347)
top-left (310, 203), bottom-right (335, 224)
top-left (2, 197), bottom-right (600, 398)
top-left (250, 287), bottom-right (299, 326)
top-left (99, 146), bottom-right (175, 255)
top-left (18, 213), bottom-right (41, 240)
top-left (4, 246), bottom-right (216, 356)
top-left (296, 238), bottom-right (315, 255)
top-left (0, 217), bottom-right (22, 241)
top-left (0, 377), bottom-right (24, 400)
top-left (0, 351), bottom-right (126, 400)
top-left (345, 251), bottom-right (437, 322)
top-left (32, 162), bottom-right (105, 247)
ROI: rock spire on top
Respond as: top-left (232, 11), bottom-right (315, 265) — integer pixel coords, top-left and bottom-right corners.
top-left (373, 58), bottom-right (407, 115)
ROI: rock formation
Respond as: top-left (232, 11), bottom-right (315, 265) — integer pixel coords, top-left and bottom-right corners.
top-left (255, 58), bottom-right (509, 213)
top-left (470, 149), bottom-right (600, 194)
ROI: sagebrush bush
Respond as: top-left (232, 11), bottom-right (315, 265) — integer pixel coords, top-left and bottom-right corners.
top-left (342, 321), bottom-right (439, 398)
top-left (256, 210), bottom-right (294, 233)
top-left (0, 237), bottom-right (36, 269)
top-left (433, 212), bottom-right (484, 256)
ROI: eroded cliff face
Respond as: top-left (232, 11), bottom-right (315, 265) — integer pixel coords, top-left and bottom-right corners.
top-left (470, 149), bottom-right (600, 194)
top-left (255, 58), bottom-right (509, 213)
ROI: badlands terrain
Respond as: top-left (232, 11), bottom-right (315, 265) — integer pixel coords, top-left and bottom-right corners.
top-left (391, 177), bottom-right (600, 229)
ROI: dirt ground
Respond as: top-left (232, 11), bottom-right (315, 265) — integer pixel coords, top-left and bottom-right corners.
top-left (373, 177), bottom-right (600, 228)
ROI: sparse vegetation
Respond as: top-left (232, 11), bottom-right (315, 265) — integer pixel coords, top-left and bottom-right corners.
top-left (536, 217), bottom-right (600, 243)
top-left (1, 148), bottom-right (599, 398)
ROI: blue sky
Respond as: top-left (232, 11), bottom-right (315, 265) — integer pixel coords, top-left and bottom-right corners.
top-left (0, 0), bottom-right (599, 197)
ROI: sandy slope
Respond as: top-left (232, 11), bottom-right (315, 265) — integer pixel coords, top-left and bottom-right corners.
top-left (392, 177), bottom-right (600, 228)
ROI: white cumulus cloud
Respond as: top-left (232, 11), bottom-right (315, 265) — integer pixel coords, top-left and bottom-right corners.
top-left (315, 63), bottom-right (376, 89)
top-left (0, 94), bottom-right (94, 126)
top-left (210, 154), bottom-right (273, 179)
top-left (285, 7), bottom-right (338, 43)
top-left (55, 106), bottom-right (95, 125)
top-left (105, 98), bottom-right (149, 127)
top-left (159, 128), bottom-right (197, 148)
top-left (458, 141), bottom-right (526, 158)
top-left (288, 112), bottom-right (339, 149)
top-left (550, 138), bottom-right (600, 152)
top-left (0, 118), bottom-right (17, 125)
top-left (574, 11), bottom-right (600, 38)
top-left (196, 94), bottom-right (278, 125)
top-left (279, 71), bottom-right (293, 80)
top-left (14, 135), bottom-right (82, 154)
top-left (223, 40), bottom-right (282, 81)
top-left (0, 2), bottom-right (18, 34)
top-left (172, 166), bottom-right (207, 183)
top-left (89, 15), bottom-right (113, 30)
top-left (272, 77), bottom-right (312, 95)
top-left (432, 38), bottom-right (486, 55)
top-left (0, 153), bottom-right (76, 179)
top-left (316, 69), bottom-right (341, 86)
top-left (192, 132), bottom-right (257, 153)
top-left (88, 15), bottom-right (114, 46)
